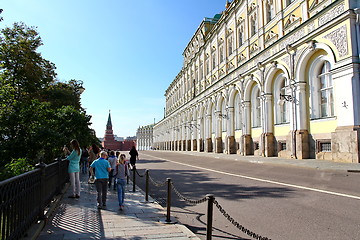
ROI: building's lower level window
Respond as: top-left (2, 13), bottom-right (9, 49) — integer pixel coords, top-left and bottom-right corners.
top-left (317, 140), bottom-right (331, 152)
top-left (278, 141), bottom-right (286, 151)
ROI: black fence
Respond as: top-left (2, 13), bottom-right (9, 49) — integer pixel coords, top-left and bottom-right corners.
top-left (0, 158), bottom-right (68, 240)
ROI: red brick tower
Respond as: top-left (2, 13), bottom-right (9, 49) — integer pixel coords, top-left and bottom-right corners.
top-left (102, 111), bottom-right (120, 150)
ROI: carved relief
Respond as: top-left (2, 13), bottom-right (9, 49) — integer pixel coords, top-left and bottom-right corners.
top-left (307, 22), bottom-right (316, 33)
top-left (281, 55), bottom-right (290, 69)
top-left (294, 47), bottom-right (304, 66)
top-left (318, 3), bottom-right (345, 26)
top-left (280, 29), bottom-right (305, 50)
top-left (324, 25), bottom-right (348, 57)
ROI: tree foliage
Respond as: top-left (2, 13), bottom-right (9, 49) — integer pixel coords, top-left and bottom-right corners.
top-left (0, 22), bottom-right (99, 180)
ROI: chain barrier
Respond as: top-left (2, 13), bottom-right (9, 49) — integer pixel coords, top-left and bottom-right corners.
top-left (213, 200), bottom-right (271, 240)
top-left (135, 168), bottom-right (145, 177)
top-left (148, 174), bottom-right (167, 187)
top-left (170, 181), bottom-right (208, 205)
top-left (139, 167), bottom-right (271, 240)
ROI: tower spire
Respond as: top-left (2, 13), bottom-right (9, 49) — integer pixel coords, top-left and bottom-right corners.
top-left (107, 110), bottom-right (112, 128)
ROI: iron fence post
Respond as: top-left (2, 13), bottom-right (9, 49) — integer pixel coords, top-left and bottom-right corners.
top-left (56, 157), bottom-right (62, 195)
top-left (132, 165), bottom-right (136, 192)
top-left (206, 194), bottom-right (215, 240)
top-left (35, 161), bottom-right (47, 220)
top-left (145, 169), bottom-right (149, 202)
top-left (166, 178), bottom-right (172, 223)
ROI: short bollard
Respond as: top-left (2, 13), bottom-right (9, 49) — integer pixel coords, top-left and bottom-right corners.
top-left (132, 165), bottom-right (136, 192)
top-left (160, 177), bottom-right (176, 224)
top-left (166, 178), bottom-right (172, 223)
top-left (206, 194), bottom-right (215, 240)
top-left (145, 169), bottom-right (149, 202)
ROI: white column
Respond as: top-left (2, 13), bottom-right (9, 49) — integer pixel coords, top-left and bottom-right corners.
top-left (296, 82), bottom-right (307, 130)
top-left (227, 107), bottom-right (235, 136)
top-left (243, 101), bottom-right (251, 134)
top-left (264, 94), bottom-right (273, 133)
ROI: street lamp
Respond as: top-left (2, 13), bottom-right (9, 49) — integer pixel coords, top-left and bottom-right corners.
top-left (286, 44), bottom-right (297, 158)
top-left (279, 93), bottom-right (293, 102)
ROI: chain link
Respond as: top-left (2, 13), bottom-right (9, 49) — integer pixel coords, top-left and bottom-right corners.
top-left (148, 174), bottom-right (167, 187)
top-left (213, 200), bottom-right (271, 240)
top-left (170, 182), bottom-right (207, 205)
top-left (134, 168), bottom-right (145, 177)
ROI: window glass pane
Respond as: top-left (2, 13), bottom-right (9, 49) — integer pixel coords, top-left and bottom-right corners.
top-left (330, 91), bottom-right (334, 116)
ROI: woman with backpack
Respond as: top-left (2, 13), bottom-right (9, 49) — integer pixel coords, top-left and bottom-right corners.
top-left (113, 154), bottom-right (130, 210)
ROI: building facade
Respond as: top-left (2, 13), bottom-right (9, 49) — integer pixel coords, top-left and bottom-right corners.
top-left (153, 0), bottom-right (360, 163)
top-left (136, 124), bottom-right (154, 150)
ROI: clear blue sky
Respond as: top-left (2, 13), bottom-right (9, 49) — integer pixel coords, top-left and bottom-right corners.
top-left (1, 0), bottom-right (226, 138)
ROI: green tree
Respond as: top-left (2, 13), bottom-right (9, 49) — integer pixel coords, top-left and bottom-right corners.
top-left (0, 22), bottom-right (99, 180)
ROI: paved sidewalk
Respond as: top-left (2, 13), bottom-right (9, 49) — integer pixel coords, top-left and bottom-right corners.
top-left (36, 174), bottom-right (200, 240)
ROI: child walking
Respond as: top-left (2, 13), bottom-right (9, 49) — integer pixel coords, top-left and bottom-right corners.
top-left (113, 154), bottom-right (130, 210)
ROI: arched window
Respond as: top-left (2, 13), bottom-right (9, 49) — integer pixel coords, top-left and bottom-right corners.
top-left (219, 45), bottom-right (224, 63)
top-left (251, 85), bottom-right (261, 127)
top-left (266, 0), bottom-right (275, 23)
top-left (212, 52), bottom-right (216, 70)
top-left (206, 59), bottom-right (210, 75)
top-left (234, 93), bottom-right (242, 130)
top-left (309, 58), bottom-right (334, 119)
top-left (250, 14), bottom-right (257, 37)
top-left (274, 74), bottom-right (289, 124)
top-left (319, 61), bottom-right (334, 118)
top-left (228, 35), bottom-right (233, 56)
top-left (238, 26), bottom-right (244, 47)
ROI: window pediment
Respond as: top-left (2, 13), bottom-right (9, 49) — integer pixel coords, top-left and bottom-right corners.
top-left (265, 31), bottom-right (278, 42)
top-left (284, 14), bottom-right (302, 29)
top-left (248, 2), bottom-right (257, 14)
top-left (309, 0), bottom-right (321, 11)
top-left (226, 28), bottom-right (233, 37)
top-left (237, 53), bottom-right (246, 63)
top-left (250, 43), bottom-right (259, 53)
top-left (237, 17), bottom-right (244, 25)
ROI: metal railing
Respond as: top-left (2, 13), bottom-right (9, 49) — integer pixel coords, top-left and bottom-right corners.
top-left (131, 166), bottom-right (271, 240)
top-left (0, 158), bottom-right (68, 240)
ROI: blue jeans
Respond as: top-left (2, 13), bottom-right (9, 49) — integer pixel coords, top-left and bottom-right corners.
top-left (116, 178), bottom-right (126, 206)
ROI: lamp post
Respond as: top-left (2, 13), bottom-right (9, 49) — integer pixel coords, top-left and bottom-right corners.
top-left (285, 44), bottom-right (297, 159)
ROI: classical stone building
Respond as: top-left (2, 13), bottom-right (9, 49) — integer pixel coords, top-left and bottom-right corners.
top-left (136, 124), bottom-right (154, 150)
top-left (153, 0), bottom-right (360, 163)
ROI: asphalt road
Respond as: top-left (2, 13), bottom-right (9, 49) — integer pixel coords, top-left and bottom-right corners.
top-left (132, 151), bottom-right (360, 240)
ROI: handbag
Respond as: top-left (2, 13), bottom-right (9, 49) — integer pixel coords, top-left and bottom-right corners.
top-left (88, 176), bottom-right (95, 184)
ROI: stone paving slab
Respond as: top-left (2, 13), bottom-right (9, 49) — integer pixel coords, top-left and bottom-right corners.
top-left (35, 175), bottom-right (200, 240)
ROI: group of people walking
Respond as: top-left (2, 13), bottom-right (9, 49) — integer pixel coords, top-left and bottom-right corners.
top-left (63, 139), bottom-right (139, 210)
